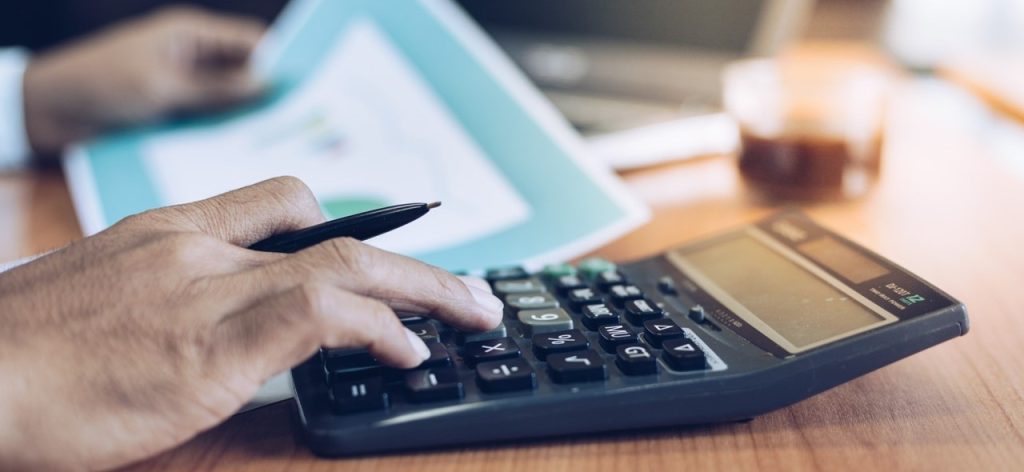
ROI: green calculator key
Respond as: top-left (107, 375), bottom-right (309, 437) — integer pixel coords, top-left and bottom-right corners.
top-left (577, 258), bottom-right (617, 279)
top-left (541, 263), bottom-right (577, 279)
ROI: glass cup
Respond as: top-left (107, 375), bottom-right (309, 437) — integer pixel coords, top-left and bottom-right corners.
top-left (723, 57), bottom-right (892, 200)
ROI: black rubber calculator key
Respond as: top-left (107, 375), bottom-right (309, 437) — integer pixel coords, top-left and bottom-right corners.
top-left (547, 350), bottom-right (607, 383)
top-left (476, 358), bottom-right (536, 392)
top-left (567, 287), bottom-right (603, 308)
top-left (486, 266), bottom-right (529, 282)
top-left (594, 270), bottom-right (626, 290)
top-left (323, 349), bottom-right (380, 380)
top-left (624, 298), bottom-right (665, 324)
top-left (608, 284), bottom-right (644, 306)
top-left (421, 342), bottom-right (452, 368)
top-left (331, 377), bottom-right (388, 413)
top-left (597, 324), bottom-right (638, 352)
top-left (657, 276), bottom-right (678, 295)
top-left (662, 338), bottom-right (707, 371)
top-left (463, 337), bottom-right (520, 365)
top-left (405, 367), bottom-right (464, 402)
top-left (616, 344), bottom-right (658, 375)
top-left (580, 303), bottom-right (620, 329)
top-left (532, 329), bottom-right (589, 359)
top-left (554, 274), bottom-right (587, 294)
top-left (642, 319), bottom-right (685, 347)
top-left (405, 322), bottom-right (440, 343)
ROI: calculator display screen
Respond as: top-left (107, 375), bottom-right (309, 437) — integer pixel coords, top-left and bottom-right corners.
top-left (669, 230), bottom-right (895, 354)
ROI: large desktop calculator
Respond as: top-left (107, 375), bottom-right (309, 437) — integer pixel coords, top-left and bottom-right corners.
top-left (291, 212), bottom-right (969, 456)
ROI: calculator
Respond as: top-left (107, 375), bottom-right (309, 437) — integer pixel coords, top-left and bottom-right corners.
top-left (290, 212), bottom-right (969, 456)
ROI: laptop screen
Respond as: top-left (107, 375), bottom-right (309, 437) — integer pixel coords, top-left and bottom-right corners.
top-left (456, 0), bottom-right (767, 53)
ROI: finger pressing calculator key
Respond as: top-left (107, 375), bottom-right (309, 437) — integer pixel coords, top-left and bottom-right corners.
top-left (290, 212), bottom-right (968, 458)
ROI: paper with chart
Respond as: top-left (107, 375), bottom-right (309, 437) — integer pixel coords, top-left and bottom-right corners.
top-left (143, 20), bottom-right (529, 255)
top-left (64, 0), bottom-right (649, 273)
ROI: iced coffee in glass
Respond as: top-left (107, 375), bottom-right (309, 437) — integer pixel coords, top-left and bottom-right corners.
top-left (724, 57), bottom-right (891, 200)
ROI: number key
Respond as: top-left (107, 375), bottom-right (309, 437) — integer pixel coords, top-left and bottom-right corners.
top-left (517, 308), bottom-right (574, 336)
top-left (504, 292), bottom-right (559, 311)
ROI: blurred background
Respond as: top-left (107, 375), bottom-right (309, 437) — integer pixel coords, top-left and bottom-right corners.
top-left (4, 0), bottom-right (1024, 197)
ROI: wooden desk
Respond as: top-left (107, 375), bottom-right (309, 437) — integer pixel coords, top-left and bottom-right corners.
top-left (2, 79), bottom-right (1022, 470)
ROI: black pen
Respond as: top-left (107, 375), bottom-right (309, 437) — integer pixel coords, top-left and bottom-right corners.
top-left (248, 201), bottom-right (441, 253)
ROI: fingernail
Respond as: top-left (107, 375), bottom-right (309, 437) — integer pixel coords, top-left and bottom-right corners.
top-left (458, 275), bottom-right (492, 293)
top-left (468, 285), bottom-right (504, 318)
top-left (405, 329), bottom-right (431, 360)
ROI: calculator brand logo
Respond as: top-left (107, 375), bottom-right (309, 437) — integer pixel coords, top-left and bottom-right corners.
top-left (900, 294), bottom-right (926, 305)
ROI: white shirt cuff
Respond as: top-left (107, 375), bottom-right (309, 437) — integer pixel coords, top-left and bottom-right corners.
top-left (0, 48), bottom-right (31, 170)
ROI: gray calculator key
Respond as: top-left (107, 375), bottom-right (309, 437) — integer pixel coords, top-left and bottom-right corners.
top-left (504, 292), bottom-right (559, 311)
top-left (456, 322), bottom-right (508, 344)
top-left (517, 308), bottom-right (574, 335)
top-left (493, 278), bottom-right (547, 295)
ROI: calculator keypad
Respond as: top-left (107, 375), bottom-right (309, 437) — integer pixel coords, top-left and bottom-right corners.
top-left (319, 262), bottom-right (725, 416)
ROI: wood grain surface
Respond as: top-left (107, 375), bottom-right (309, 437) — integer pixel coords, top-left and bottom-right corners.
top-left (1, 79), bottom-right (1021, 471)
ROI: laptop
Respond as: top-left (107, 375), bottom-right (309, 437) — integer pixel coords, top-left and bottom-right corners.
top-left (457, 0), bottom-right (814, 168)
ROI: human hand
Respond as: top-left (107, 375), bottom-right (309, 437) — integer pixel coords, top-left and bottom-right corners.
top-left (0, 177), bottom-right (503, 470)
top-left (22, 6), bottom-right (267, 156)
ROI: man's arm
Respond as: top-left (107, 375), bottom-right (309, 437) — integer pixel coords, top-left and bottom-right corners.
top-left (0, 177), bottom-right (504, 470)
top-left (0, 48), bottom-right (30, 170)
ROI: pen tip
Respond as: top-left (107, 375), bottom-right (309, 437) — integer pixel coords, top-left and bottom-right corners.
top-left (427, 201), bottom-right (442, 209)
